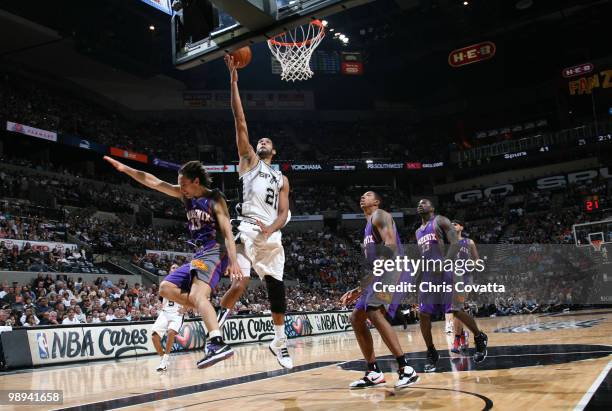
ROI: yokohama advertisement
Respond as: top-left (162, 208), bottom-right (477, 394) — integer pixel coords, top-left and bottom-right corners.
top-left (20, 312), bottom-right (352, 367)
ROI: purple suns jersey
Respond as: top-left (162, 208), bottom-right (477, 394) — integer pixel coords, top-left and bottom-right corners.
top-left (185, 195), bottom-right (218, 251)
top-left (457, 238), bottom-right (471, 260)
top-left (363, 216), bottom-right (404, 260)
top-left (359, 212), bottom-right (408, 317)
top-left (416, 216), bottom-right (445, 261)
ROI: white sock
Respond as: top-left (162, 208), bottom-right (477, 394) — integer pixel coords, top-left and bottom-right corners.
top-left (163, 354), bottom-right (169, 360)
top-left (274, 325), bottom-right (285, 341)
top-left (209, 329), bottom-right (221, 339)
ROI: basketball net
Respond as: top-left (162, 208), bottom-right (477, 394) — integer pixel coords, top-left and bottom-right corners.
top-left (268, 20), bottom-right (325, 82)
top-left (590, 239), bottom-right (602, 252)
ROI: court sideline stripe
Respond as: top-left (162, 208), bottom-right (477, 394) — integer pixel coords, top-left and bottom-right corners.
top-left (573, 360), bottom-right (612, 411)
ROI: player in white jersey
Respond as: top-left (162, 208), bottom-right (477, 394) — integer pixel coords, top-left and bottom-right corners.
top-left (218, 54), bottom-right (292, 369)
top-left (152, 264), bottom-right (185, 372)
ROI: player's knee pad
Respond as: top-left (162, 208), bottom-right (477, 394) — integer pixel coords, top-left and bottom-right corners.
top-left (265, 276), bottom-right (286, 314)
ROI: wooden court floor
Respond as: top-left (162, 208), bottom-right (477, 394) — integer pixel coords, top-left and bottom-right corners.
top-left (1, 309), bottom-right (610, 410)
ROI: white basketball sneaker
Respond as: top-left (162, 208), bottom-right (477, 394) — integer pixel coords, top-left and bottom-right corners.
top-left (349, 370), bottom-right (386, 389)
top-left (156, 354), bottom-right (168, 372)
top-left (269, 338), bottom-right (293, 369)
top-left (395, 366), bottom-right (419, 389)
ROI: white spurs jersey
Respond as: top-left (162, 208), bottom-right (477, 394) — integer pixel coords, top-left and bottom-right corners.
top-left (161, 298), bottom-right (182, 316)
top-left (238, 160), bottom-right (284, 226)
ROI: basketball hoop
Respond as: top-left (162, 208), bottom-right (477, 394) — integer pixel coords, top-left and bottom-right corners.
top-left (588, 232), bottom-right (605, 253)
top-left (590, 239), bottom-right (603, 252)
top-left (267, 20), bottom-right (325, 82)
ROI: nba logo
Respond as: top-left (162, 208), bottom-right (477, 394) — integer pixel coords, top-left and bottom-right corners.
top-left (36, 333), bottom-right (49, 359)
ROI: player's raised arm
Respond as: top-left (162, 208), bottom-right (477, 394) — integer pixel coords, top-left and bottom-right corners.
top-left (436, 215), bottom-right (460, 260)
top-left (212, 195), bottom-right (243, 281)
top-left (224, 54), bottom-right (257, 173)
top-left (103, 156), bottom-right (182, 199)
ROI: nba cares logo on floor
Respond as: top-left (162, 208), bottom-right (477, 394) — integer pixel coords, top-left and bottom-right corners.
top-left (494, 318), bottom-right (605, 333)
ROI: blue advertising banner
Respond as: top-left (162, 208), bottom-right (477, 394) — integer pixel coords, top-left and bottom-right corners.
top-left (152, 158), bottom-right (181, 170)
top-left (59, 134), bottom-right (108, 154)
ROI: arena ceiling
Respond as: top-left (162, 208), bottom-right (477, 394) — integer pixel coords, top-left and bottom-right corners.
top-left (0, 0), bottom-right (610, 114)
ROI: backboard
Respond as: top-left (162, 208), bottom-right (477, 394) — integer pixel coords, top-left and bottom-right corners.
top-left (573, 219), bottom-right (612, 247)
top-left (172, 0), bottom-right (374, 70)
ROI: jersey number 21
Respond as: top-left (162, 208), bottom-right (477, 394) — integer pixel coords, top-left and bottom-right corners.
top-left (265, 188), bottom-right (279, 209)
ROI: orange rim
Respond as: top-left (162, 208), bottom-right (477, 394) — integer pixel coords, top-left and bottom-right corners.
top-left (268, 20), bottom-right (325, 47)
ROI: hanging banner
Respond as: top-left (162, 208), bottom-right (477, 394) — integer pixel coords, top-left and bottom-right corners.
top-left (568, 69), bottom-right (612, 95)
top-left (562, 62), bottom-right (594, 78)
top-left (110, 147), bottom-right (148, 164)
top-left (449, 41), bottom-right (496, 67)
top-left (341, 52), bottom-right (364, 75)
top-left (60, 134), bottom-right (108, 154)
top-left (204, 165), bottom-right (236, 173)
top-left (152, 158), bottom-right (181, 170)
top-left (6, 121), bottom-right (57, 142)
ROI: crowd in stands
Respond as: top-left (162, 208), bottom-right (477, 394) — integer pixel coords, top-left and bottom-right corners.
top-left (0, 274), bottom-right (165, 327)
top-left (67, 210), bottom-right (190, 254)
top-left (0, 71), bottom-right (450, 166)
top-left (0, 240), bottom-right (93, 273)
top-left (0, 158), bottom-right (184, 219)
top-left (0, 273), bottom-right (351, 328)
top-left (0, 211), bottom-right (66, 243)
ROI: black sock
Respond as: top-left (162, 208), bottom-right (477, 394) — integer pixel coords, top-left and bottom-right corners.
top-left (396, 356), bottom-right (407, 368)
top-left (427, 344), bottom-right (436, 351)
top-left (367, 362), bottom-right (379, 372)
top-left (210, 336), bottom-right (223, 345)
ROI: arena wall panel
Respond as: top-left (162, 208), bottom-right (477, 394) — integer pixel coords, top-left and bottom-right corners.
top-left (1, 311), bottom-right (352, 369)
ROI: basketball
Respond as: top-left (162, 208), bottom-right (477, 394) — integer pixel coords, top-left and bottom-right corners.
top-left (230, 46), bottom-right (252, 69)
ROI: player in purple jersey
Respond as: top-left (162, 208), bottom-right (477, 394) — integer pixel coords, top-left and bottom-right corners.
top-left (415, 199), bottom-right (488, 372)
top-left (341, 191), bottom-right (419, 390)
top-left (451, 219), bottom-right (480, 356)
top-left (103, 156), bottom-right (242, 369)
